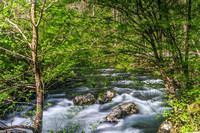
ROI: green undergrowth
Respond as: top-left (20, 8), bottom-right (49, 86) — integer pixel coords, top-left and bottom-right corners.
top-left (163, 91), bottom-right (200, 133)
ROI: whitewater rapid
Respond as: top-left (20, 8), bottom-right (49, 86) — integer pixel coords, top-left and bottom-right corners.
top-left (2, 68), bottom-right (170, 133)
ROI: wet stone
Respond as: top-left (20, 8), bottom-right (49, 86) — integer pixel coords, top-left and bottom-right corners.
top-left (97, 91), bottom-right (115, 104)
top-left (105, 102), bottom-right (139, 122)
top-left (73, 93), bottom-right (96, 106)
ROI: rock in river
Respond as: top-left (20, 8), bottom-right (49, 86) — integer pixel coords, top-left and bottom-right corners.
top-left (97, 90), bottom-right (115, 104)
top-left (105, 102), bottom-right (139, 122)
top-left (73, 93), bottom-right (96, 105)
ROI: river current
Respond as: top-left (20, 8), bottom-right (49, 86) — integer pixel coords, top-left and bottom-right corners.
top-left (2, 68), bottom-right (171, 133)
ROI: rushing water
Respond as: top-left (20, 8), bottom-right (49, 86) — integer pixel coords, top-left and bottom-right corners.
top-left (2, 68), bottom-right (171, 133)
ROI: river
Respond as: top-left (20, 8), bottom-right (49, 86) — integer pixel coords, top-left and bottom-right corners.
top-left (2, 68), bottom-right (171, 133)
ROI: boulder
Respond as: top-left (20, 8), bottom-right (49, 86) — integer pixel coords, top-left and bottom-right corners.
top-left (157, 120), bottom-right (173, 133)
top-left (97, 91), bottom-right (115, 104)
top-left (105, 102), bottom-right (139, 122)
top-left (157, 118), bottom-right (181, 133)
top-left (73, 93), bottom-right (96, 105)
top-left (187, 102), bottom-right (200, 115)
top-left (158, 102), bottom-right (200, 133)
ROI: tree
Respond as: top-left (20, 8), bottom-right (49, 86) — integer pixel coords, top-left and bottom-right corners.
top-left (0, 0), bottom-right (113, 132)
top-left (94, 0), bottom-right (200, 131)
top-left (94, 0), bottom-right (197, 96)
top-left (0, 0), bottom-right (46, 132)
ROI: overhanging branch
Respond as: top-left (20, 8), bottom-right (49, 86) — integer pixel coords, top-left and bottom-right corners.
top-left (6, 19), bottom-right (32, 48)
top-left (0, 47), bottom-right (32, 61)
top-left (0, 124), bottom-right (34, 132)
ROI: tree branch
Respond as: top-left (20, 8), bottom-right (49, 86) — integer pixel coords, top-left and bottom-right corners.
top-left (6, 19), bottom-right (32, 48)
top-left (38, 46), bottom-right (106, 57)
top-left (44, 1), bottom-right (55, 11)
top-left (0, 124), bottom-right (34, 132)
top-left (11, 101), bottom-right (36, 106)
top-left (0, 47), bottom-right (32, 61)
top-left (192, 39), bottom-right (200, 56)
top-left (36, 0), bottom-right (47, 26)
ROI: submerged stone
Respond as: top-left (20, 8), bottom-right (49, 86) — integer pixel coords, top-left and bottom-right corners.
top-left (73, 93), bottom-right (96, 105)
top-left (105, 102), bottom-right (139, 122)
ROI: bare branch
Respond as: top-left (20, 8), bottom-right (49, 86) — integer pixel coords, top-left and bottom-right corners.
top-left (192, 39), bottom-right (200, 56)
top-left (36, 0), bottom-right (47, 26)
top-left (44, 1), bottom-right (55, 11)
top-left (0, 124), bottom-right (34, 132)
top-left (10, 101), bottom-right (36, 106)
top-left (0, 84), bottom-right (35, 93)
top-left (6, 19), bottom-right (32, 48)
top-left (0, 47), bottom-right (32, 61)
top-left (38, 46), bottom-right (106, 57)
top-left (31, 0), bottom-right (36, 26)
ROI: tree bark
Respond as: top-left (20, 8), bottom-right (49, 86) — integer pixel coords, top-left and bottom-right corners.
top-left (32, 30), bottom-right (44, 133)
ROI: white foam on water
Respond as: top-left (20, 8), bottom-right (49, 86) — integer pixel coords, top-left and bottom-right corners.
top-left (76, 104), bottom-right (101, 118)
top-left (123, 128), bottom-right (141, 133)
top-left (75, 86), bottom-right (90, 92)
top-left (7, 117), bottom-right (32, 126)
top-left (3, 89), bottom-right (168, 133)
top-left (135, 89), bottom-right (164, 98)
top-left (5, 117), bottom-right (33, 133)
top-left (98, 68), bottom-right (115, 72)
top-left (2, 69), bottom-right (169, 133)
top-left (97, 73), bottom-right (129, 77)
top-left (47, 93), bottom-right (66, 98)
top-left (113, 87), bottom-right (132, 92)
top-left (96, 119), bottom-right (142, 133)
top-left (42, 98), bottom-right (74, 132)
top-left (111, 80), bottom-right (134, 85)
top-left (111, 73), bottom-right (130, 77)
top-left (97, 123), bottom-right (114, 130)
top-left (56, 99), bottom-right (73, 106)
top-left (135, 76), bottom-right (148, 79)
top-left (117, 114), bottom-right (165, 130)
top-left (100, 74), bottom-right (111, 76)
top-left (45, 98), bottom-right (63, 104)
top-left (143, 79), bottom-right (163, 84)
top-left (112, 93), bottom-right (134, 103)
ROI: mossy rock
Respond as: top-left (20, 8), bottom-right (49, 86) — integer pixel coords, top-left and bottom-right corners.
top-left (187, 102), bottom-right (200, 115)
top-left (73, 93), bottom-right (96, 106)
top-left (157, 118), bottom-right (181, 133)
top-left (158, 102), bottom-right (200, 133)
top-left (97, 90), bottom-right (115, 104)
top-left (105, 102), bottom-right (139, 122)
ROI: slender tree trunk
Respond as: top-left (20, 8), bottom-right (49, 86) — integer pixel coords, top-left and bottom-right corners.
top-left (32, 27), bottom-right (44, 133)
top-left (31, 1), bottom-right (44, 132)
